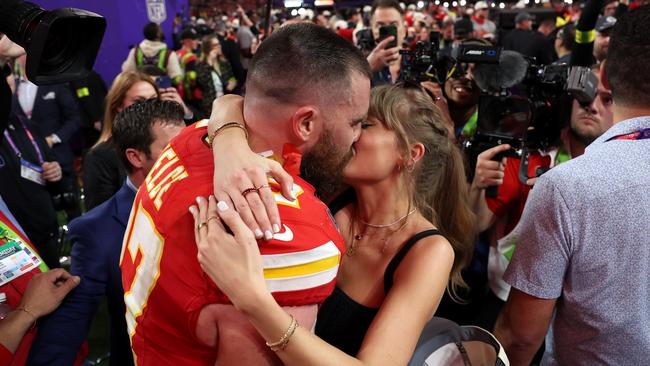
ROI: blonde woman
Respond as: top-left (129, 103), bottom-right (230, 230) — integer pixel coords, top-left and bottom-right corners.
top-left (190, 84), bottom-right (476, 365)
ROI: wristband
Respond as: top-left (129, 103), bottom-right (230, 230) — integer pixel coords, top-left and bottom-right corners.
top-left (207, 122), bottom-right (248, 149)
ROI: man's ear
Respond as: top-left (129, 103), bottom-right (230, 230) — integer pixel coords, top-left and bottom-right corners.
top-left (125, 148), bottom-right (146, 171)
top-left (291, 106), bottom-right (321, 143)
top-left (600, 59), bottom-right (611, 91)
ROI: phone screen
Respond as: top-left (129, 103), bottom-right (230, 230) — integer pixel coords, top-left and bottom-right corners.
top-left (379, 25), bottom-right (398, 48)
top-left (156, 76), bottom-right (172, 89)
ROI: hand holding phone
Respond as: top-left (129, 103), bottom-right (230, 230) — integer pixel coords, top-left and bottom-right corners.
top-left (379, 25), bottom-right (398, 49)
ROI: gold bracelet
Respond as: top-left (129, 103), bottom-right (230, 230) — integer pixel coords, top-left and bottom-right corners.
top-left (16, 306), bottom-right (37, 330)
top-left (266, 315), bottom-right (299, 352)
top-left (207, 122), bottom-right (248, 149)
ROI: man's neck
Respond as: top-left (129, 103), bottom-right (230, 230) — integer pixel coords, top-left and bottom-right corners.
top-left (129, 171), bottom-right (146, 188)
top-left (567, 131), bottom-right (587, 158)
top-left (613, 104), bottom-right (650, 125)
top-left (247, 130), bottom-right (286, 163)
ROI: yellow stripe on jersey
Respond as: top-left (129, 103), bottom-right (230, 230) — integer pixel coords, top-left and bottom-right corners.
top-left (261, 241), bottom-right (341, 292)
top-left (263, 255), bottom-right (340, 279)
top-left (195, 119), bottom-right (209, 128)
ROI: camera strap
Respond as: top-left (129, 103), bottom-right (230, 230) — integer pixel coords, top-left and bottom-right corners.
top-left (3, 116), bottom-right (44, 164)
top-left (606, 128), bottom-right (650, 142)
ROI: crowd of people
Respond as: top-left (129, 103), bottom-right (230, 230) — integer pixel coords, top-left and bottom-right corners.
top-left (0, 0), bottom-right (649, 365)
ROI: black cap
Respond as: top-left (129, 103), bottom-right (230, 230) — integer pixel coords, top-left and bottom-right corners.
top-left (515, 12), bottom-right (534, 23)
top-left (180, 27), bottom-right (199, 40)
top-left (596, 15), bottom-right (617, 32)
top-left (454, 17), bottom-right (474, 37)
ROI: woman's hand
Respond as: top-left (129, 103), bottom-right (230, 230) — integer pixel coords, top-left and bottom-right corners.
top-left (20, 269), bottom-right (80, 318)
top-left (209, 95), bottom-right (294, 240)
top-left (160, 87), bottom-right (193, 118)
top-left (190, 196), bottom-right (268, 312)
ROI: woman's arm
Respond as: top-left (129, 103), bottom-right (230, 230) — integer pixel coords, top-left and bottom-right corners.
top-left (206, 95), bottom-right (294, 239)
top-left (190, 196), bottom-right (454, 366)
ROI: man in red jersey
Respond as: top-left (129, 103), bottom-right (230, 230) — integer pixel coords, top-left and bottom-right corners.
top-left (120, 23), bottom-right (371, 365)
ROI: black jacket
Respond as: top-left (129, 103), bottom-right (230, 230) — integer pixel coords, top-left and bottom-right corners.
top-left (82, 140), bottom-right (127, 210)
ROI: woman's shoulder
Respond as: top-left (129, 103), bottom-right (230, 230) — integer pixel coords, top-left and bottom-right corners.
top-left (400, 226), bottom-right (455, 268)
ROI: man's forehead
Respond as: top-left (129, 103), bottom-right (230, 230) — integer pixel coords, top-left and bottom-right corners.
top-left (372, 7), bottom-right (403, 23)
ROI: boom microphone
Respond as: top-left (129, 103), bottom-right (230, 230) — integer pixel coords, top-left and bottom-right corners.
top-left (472, 50), bottom-right (529, 93)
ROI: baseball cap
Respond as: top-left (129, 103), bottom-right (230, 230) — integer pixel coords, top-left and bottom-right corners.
top-left (475, 1), bottom-right (489, 10)
top-left (454, 17), bottom-right (474, 37)
top-left (596, 15), bottom-right (617, 32)
top-left (180, 27), bottom-right (198, 40)
top-left (514, 12), bottom-right (534, 23)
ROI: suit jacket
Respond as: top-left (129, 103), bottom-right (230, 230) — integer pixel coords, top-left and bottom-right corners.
top-left (27, 183), bottom-right (136, 366)
top-left (12, 81), bottom-right (81, 174)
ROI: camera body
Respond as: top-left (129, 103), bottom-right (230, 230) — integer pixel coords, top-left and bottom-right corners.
top-left (400, 32), bottom-right (453, 84)
top-left (462, 46), bottom-right (598, 183)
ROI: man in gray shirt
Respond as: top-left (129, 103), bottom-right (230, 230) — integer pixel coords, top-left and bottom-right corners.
top-left (494, 7), bottom-right (650, 365)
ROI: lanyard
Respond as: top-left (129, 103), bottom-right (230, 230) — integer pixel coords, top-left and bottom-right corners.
top-left (3, 117), bottom-right (44, 164)
top-left (607, 128), bottom-right (650, 141)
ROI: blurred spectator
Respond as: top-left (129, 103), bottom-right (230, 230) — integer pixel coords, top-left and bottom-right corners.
top-left (471, 1), bottom-right (496, 38)
top-left (366, 0), bottom-right (406, 85)
top-left (236, 6), bottom-right (256, 74)
top-left (13, 55), bottom-right (82, 219)
top-left (603, 0), bottom-right (620, 16)
top-left (553, 24), bottom-right (575, 64)
top-left (196, 35), bottom-right (237, 119)
top-left (69, 71), bottom-right (107, 152)
top-left (122, 22), bottom-right (182, 85)
top-left (502, 12), bottom-right (554, 65)
top-left (176, 28), bottom-right (200, 108)
top-left (214, 20), bottom-right (246, 87)
top-left (594, 15), bottom-right (617, 62)
top-left (29, 99), bottom-right (185, 366)
top-left (83, 71), bottom-right (159, 210)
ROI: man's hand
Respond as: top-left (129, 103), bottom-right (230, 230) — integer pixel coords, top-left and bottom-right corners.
top-left (41, 161), bottom-right (62, 182)
top-left (160, 87), bottom-right (192, 118)
top-left (20, 269), bottom-right (80, 318)
top-left (472, 144), bottom-right (511, 190)
top-left (367, 36), bottom-right (400, 72)
top-left (45, 136), bottom-right (54, 148)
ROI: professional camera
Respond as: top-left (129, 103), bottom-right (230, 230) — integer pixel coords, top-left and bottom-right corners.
top-left (462, 45), bottom-right (598, 184)
top-left (0, 0), bottom-right (106, 85)
top-left (400, 31), bottom-right (454, 84)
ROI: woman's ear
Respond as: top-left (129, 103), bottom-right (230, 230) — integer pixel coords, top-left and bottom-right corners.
top-left (410, 142), bottom-right (426, 164)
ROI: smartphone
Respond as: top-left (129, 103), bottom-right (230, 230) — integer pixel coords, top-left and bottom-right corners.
top-left (155, 75), bottom-right (172, 89)
top-left (379, 25), bottom-right (398, 49)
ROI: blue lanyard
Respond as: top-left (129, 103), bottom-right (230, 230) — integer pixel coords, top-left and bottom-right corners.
top-left (3, 117), bottom-right (44, 164)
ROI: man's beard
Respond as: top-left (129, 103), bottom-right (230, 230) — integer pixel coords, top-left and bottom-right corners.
top-left (300, 127), bottom-right (353, 200)
top-left (570, 119), bottom-right (600, 146)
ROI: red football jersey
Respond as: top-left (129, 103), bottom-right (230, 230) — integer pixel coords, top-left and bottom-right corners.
top-left (120, 121), bottom-right (344, 365)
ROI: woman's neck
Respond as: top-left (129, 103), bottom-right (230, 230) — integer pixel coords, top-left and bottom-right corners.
top-left (352, 177), bottom-right (412, 226)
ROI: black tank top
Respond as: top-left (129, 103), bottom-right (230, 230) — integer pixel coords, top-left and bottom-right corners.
top-left (315, 229), bottom-right (443, 356)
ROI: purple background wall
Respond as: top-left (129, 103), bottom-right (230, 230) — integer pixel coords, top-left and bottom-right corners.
top-left (37, 0), bottom-right (188, 85)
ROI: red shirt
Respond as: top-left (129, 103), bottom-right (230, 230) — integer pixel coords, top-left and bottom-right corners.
top-left (0, 212), bottom-right (40, 366)
top-left (120, 122), bottom-right (345, 365)
top-left (486, 153), bottom-right (552, 236)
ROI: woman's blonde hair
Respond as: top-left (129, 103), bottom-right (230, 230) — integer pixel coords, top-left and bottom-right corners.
top-left (94, 71), bottom-right (159, 148)
top-left (368, 84), bottom-right (476, 299)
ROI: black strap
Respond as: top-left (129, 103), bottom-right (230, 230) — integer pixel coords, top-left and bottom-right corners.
top-left (383, 229), bottom-right (443, 295)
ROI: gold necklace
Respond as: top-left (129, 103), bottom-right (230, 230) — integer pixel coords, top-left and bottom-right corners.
top-left (346, 209), bottom-right (414, 257)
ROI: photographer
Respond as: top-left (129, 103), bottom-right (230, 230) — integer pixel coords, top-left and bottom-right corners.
top-left (0, 36), bottom-right (65, 269)
top-left (366, 0), bottom-right (405, 85)
top-left (469, 64), bottom-right (613, 329)
top-left (494, 7), bottom-right (650, 363)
